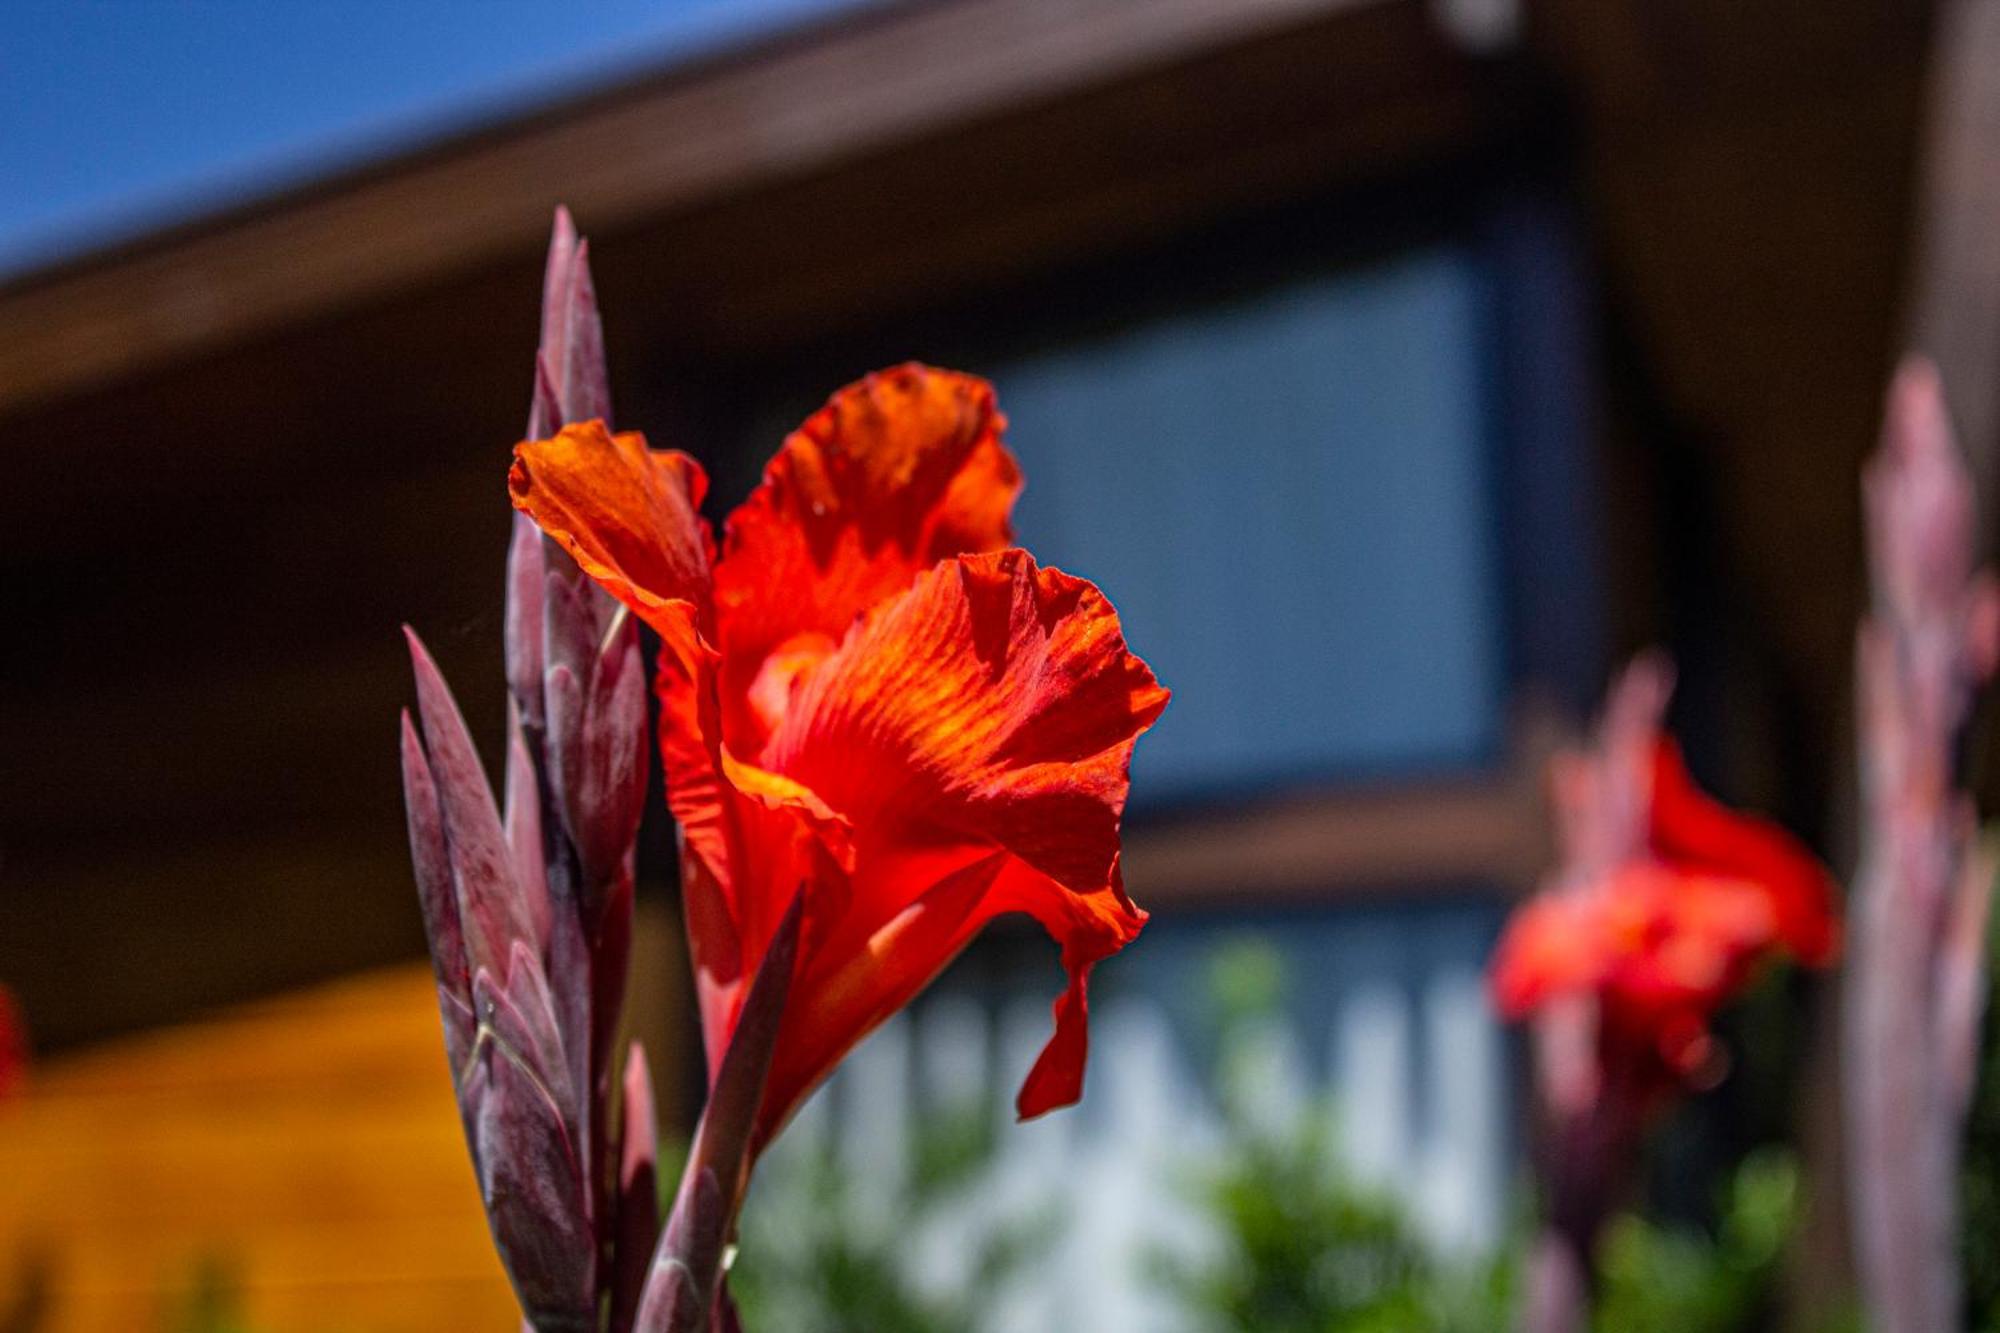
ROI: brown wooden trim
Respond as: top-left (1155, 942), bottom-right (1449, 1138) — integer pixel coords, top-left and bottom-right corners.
top-left (1123, 760), bottom-right (1553, 910)
top-left (0, 0), bottom-right (1386, 413)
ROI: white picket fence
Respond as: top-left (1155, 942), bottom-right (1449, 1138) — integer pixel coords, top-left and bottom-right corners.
top-left (765, 943), bottom-right (1511, 1330)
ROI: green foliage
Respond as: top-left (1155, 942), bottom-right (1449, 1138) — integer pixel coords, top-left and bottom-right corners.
top-left (1148, 1110), bottom-right (1503, 1333)
top-left (1152, 937), bottom-right (1510, 1333)
top-left (1589, 1148), bottom-right (1799, 1333)
top-left (729, 1101), bottom-right (1054, 1333)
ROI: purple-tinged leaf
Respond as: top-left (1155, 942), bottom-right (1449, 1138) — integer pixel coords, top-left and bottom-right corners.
top-left (473, 1030), bottom-right (597, 1333)
top-left (400, 709), bottom-right (465, 998)
top-left (549, 608), bottom-right (648, 892)
top-left (529, 208), bottom-right (612, 436)
top-left (540, 210), bottom-right (581, 367)
top-left (641, 1261), bottom-right (703, 1333)
top-left (507, 512), bottom-right (549, 731)
top-left (637, 1168), bottom-right (726, 1333)
top-left (529, 211), bottom-right (580, 441)
top-left (475, 950), bottom-right (580, 1151)
top-left (1938, 828), bottom-right (1996, 1117)
top-left (591, 868), bottom-right (637, 1078)
top-left (638, 891), bottom-right (803, 1332)
top-left (710, 1284), bottom-right (743, 1333)
top-left (529, 352), bottom-right (565, 446)
top-left (544, 662), bottom-right (588, 847)
top-left (506, 700), bottom-right (553, 955)
top-left (592, 609), bottom-right (649, 861)
top-left (438, 984), bottom-right (476, 1088)
top-left (542, 858), bottom-right (596, 1126)
top-left (543, 555), bottom-right (603, 677)
top-left (1868, 358), bottom-right (1984, 632)
top-left (688, 886), bottom-right (801, 1219)
top-left (611, 1042), bottom-right (661, 1333)
top-left (405, 626), bottom-right (535, 979)
top-left (558, 239), bottom-right (611, 428)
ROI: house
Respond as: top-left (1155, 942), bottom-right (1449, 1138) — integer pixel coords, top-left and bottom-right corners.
top-left (0, 0), bottom-right (1964, 1325)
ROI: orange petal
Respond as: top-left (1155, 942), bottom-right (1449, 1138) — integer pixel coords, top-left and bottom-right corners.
top-left (752, 848), bottom-right (1008, 1150)
top-left (712, 365), bottom-right (1020, 753)
top-left (765, 549), bottom-right (1166, 890)
top-left (1647, 738), bottom-right (1840, 966)
top-left (509, 421), bottom-right (712, 666)
top-left (657, 635), bottom-right (868, 1072)
top-left (1489, 892), bottom-right (1612, 1019)
top-left (1002, 862), bottom-right (1130, 1121)
top-left (679, 772), bottom-right (854, 1095)
top-left (743, 549), bottom-right (1164, 1138)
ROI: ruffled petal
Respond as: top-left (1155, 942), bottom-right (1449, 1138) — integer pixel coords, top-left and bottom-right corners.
top-left (999, 860), bottom-right (1133, 1120)
top-left (748, 844), bottom-right (1149, 1149)
top-left (1646, 738), bottom-right (1840, 966)
top-left (764, 549), bottom-right (1167, 891)
top-left (712, 365), bottom-right (1020, 753)
top-left (742, 548), bottom-right (1164, 1134)
top-left (508, 421), bottom-right (712, 666)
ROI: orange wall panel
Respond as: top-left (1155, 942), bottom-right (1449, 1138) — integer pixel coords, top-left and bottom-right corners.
top-left (0, 967), bottom-right (520, 1332)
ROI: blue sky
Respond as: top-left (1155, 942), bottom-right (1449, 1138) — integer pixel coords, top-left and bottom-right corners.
top-left (0, 1), bottom-right (867, 278)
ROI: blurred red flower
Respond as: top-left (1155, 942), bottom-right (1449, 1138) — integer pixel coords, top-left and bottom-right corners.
top-left (510, 364), bottom-right (1167, 1158)
top-left (1490, 660), bottom-right (1838, 1093)
top-left (0, 985), bottom-right (26, 1101)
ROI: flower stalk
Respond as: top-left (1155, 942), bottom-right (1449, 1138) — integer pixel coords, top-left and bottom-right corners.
top-left (1843, 356), bottom-right (2000, 1333)
top-left (401, 209), bottom-right (656, 1332)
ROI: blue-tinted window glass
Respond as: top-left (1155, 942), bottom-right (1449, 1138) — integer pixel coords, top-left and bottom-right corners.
top-left (992, 249), bottom-right (1504, 802)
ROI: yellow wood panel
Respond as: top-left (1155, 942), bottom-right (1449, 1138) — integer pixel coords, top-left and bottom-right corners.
top-left (0, 966), bottom-right (521, 1332)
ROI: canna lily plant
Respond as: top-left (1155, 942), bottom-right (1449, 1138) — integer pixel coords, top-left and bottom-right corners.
top-left (401, 211), bottom-right (658, 1333)
top-left (1843, 358), bottom-right (2000, 1333)
top-left (1488, 655), bottom-right (1839, 1333)
top-left (400, 209), bottom-right (1166, 1332)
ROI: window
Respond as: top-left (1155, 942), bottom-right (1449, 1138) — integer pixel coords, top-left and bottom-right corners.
top-left (997, 248), bottom-right (1506, 803)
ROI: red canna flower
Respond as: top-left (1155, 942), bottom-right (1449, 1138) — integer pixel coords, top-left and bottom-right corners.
top-left (510, 364), bottom-right (1167, 1161)
top-left (0, 985), bottom-right (25, 1102)
top-left (1490, 657), bottom-right (1839, 1094)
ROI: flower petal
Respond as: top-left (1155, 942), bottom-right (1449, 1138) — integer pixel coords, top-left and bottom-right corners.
top-left (743, 548), bottom-right (1164, 1133)
top-left (1647, 738), bottom-right (1840, 966)
top-left (665, 717), bottom-right (853, 1088)
top-left (1005, 865), bottom-right (1125, 1121)
top-left (751, 849), bottom-right (1008, 1150)
top-left (1489, 893), bottom-right (1612, 1019)
top-left (712, 364), bottom-right (1020, 752)
top-left (509, 421), bottom-right (712, 664)
top-left (764, 549), bottom-right (1166, 893)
